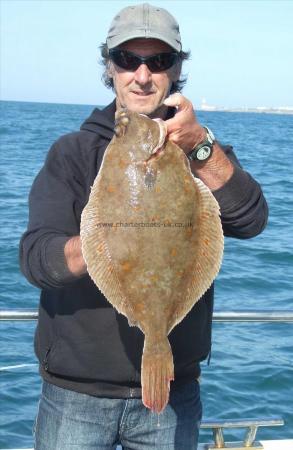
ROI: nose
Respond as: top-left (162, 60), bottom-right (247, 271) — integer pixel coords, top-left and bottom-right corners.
top-left (134, 63), bottom-right (152, 85)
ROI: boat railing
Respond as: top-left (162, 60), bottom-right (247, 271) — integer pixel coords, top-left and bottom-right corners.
top-left (1, 309), bottom-right (292, 449)
top-left (200, 417), bottom-right (284, 449)
top-left (1, 309), bottom-right (293, 322)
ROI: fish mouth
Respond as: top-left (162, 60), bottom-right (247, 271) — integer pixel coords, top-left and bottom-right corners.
top-left (151, 119), bottom-right (167, 154)
top-left (145, 145), bottom-right (165, 164)
top-left (142, 118), bottom-right (167, 163)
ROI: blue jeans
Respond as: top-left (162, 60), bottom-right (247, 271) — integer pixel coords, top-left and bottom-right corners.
top-left (34, 379), bottom-right (202, 450)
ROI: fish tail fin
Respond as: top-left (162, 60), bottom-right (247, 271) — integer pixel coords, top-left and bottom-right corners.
top-left (141, 336), bottom-right (174, 413)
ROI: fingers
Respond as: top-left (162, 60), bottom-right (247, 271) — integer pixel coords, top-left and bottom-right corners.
top-left (163, 94), bottom-right (202, 151)
top-left (164, 94), bottom-right (195, 134)
top-left (163, 93), bottom-right (192, 112)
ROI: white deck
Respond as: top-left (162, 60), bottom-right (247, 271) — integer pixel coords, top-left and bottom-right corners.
top-left (260, 441), bottom-right (293, 450)
top-left (5, 441), bottom-right (293, 450)
top-left (197, 441), bottom-right (293, 450)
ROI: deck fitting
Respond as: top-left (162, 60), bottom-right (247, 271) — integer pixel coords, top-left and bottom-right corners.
top-left (200, 417), bottom-right (284, 449)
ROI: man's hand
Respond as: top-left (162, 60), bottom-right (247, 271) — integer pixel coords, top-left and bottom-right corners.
top-left (164, 93), bottom-right (206, 152)
top-left (164, 93), bottom-right (234, 191)
top-left (64, 236), bottom-right (87, 277)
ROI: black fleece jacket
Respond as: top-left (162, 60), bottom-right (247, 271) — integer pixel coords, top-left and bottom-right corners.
top-left (19, 100), bottom-right (268, 398)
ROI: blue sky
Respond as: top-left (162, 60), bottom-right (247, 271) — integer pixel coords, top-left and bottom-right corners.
top-left (1, 0), bottom-right (293, 108)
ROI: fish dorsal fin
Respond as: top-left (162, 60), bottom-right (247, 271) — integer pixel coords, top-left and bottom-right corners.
top-left (80, 187), bottom-right (136, 323)
top-left (170, 176), bottom-right (224, 330)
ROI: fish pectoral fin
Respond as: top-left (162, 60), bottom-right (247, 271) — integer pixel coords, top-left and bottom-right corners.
top-left (141, 336), bottom-right (174, 413)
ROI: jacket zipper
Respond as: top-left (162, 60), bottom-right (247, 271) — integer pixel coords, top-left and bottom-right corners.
top-left (43, 347), bottom-right (51, 371)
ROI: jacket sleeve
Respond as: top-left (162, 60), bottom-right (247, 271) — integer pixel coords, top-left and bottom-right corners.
top-left (19, 138), bottom-right (86, 290)
top-left (213, 145), bottom-right (268, 239)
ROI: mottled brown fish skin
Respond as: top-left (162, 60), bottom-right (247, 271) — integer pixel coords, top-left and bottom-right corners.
top-left (80, 110), bottom-right (224, 413)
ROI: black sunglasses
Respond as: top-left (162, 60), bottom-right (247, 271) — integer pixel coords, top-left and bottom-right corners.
top-left (109, 48), bottom-right (179, 73)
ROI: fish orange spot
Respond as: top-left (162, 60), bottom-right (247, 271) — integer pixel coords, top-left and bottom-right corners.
top-left (119, 159), bottom-right (127, 168)
top-left (204, 238), bottom-right (210, 246)
top-left (121, 261), bottom-right (131, 272)
top-left (185, 228), bottom-right (193, 237)
top-left (107, 185), bottom-right (116, 193)
top-left (171, 248), bottom-right (177, 257)
top-left (136, 302), bottom-right (145, 312)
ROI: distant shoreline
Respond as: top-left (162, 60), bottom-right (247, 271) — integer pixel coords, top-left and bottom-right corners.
top-left (199, 107), bottom-right (293, 115)
top-left (1, 99), bottom-right (293, 115)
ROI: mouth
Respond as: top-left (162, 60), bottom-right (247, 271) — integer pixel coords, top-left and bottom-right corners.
top-left (131, 91), bottom-right (154, 97)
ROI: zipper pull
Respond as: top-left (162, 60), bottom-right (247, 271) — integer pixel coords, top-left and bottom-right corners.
top-left (43, 347), bottom-right (51, 371)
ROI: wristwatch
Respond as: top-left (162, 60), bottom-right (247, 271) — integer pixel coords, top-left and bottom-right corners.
top-left (187, 127), bottom-right (215, 162)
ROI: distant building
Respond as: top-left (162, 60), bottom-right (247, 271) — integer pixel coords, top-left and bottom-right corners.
top-left (200, 98), bottom-right (217, 111)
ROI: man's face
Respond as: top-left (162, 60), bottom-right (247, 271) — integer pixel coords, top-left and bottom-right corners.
top-left (108, 38), bottom-right (181, 117)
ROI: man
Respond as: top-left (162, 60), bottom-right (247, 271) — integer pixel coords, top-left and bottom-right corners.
top-left (20, 3), bottom-right (268, 450)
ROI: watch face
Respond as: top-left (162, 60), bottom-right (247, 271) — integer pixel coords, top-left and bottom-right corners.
top-left (197, 145), bottom-right (211, 161)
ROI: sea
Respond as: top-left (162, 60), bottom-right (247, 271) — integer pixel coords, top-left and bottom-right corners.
top-left (0, 100), bottom-right (292, 448)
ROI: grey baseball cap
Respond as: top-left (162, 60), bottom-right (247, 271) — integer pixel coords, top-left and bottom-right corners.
top-left (106, 3), bottom-right (182, 52)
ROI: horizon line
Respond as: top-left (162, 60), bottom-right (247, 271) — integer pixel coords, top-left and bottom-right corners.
top-left (1, 99), bottom-right (293, 115)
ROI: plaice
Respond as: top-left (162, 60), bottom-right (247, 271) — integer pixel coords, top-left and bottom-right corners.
top-left (80, 109), bottom-right (224, 413)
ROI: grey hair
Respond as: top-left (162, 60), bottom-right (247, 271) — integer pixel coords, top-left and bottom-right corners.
top-left (99, 42), bottom-right (190, 94)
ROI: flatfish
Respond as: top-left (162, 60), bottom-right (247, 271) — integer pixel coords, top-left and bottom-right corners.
top-left (80, 109), bottom-right (224, 413)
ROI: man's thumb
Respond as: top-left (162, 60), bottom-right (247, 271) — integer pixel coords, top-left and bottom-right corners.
top-left (163, 93), bottom-right (182, 108)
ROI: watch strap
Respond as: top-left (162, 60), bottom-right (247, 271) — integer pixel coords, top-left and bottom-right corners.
top-left (187, 127), bottom-right (215, 162)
